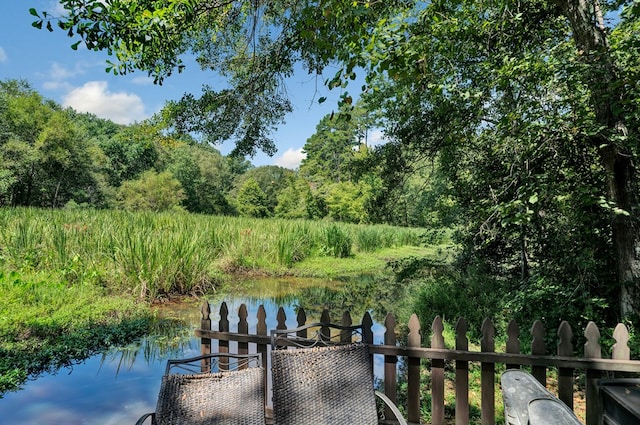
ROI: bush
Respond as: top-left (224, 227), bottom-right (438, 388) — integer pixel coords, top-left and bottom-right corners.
top-left (412, 266), bottom-right (505, 340)
top-left (116, 170), bottom-right (185, 212)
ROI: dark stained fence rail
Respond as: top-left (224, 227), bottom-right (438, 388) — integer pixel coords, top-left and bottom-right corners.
top-left (195, 301), bottom-right (640, 425)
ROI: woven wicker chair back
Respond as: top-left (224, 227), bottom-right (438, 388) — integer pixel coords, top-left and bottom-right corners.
top-left (271, 343), bottom-right (378, 425)
top-left (155, 367), bottom-right (265, 425)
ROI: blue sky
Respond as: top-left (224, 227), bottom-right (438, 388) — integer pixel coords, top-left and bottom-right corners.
top-left (0, 1), bottom-right (371, 168)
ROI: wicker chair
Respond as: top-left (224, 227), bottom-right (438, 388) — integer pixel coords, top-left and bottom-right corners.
top-left (270, 323), bottom-right (408, 425)
top-left (135, 353), bottom-right (265, 425)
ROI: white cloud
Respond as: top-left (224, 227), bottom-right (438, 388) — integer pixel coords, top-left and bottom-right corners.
top-left (62, 81), bottom-right (148, 125)
top-left (42, 80), bottom-right (74, 91)
top-left (47, 0), bottom-right (70, 16)
top-left (0, 47), bottom-right (7, 63)
top-left (49, 62), bottom-right (76, 80)
top-left (274, 148), bottom-right (306, 169)
top-left (43, 62), bottom-right (88, 82)
top-left (364, 129), bottom-right (386, 147)
top-left (131, 75), bottom-right (155, 86)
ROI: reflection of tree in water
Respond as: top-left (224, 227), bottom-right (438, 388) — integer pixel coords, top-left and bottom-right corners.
top-left (99, 318), bottom-right (192, 375)
top-left (294, 274), bottom-right (416, 326)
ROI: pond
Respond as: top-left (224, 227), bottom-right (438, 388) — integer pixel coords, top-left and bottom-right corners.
top-left (0, 275), bottom-right (412, 425)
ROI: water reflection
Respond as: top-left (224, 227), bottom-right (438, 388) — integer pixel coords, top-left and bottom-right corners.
top-left (0, 276), bottom-right (406, 424)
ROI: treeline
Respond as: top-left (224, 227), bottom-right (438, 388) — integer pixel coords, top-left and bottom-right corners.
top-left (0, 79), bottom-right (438, 228)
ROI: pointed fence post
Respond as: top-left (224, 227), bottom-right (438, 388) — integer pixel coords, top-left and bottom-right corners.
top-left (361, 311), bottom-right (375, 385)
top-left (431, 316), bottom-right (445, 425)
top-left (506, 319), bottom-right (520, 369)
top-left (238, 304), bottom-right (249, 359)
top-left (557, 321), bottom-right (574, 409)
top-left (612, 323), bottom-right (630, 361)
top-left (384, 313), bottom-right (398, 420)
top-left (218, 302), bottom-right (230, 371)
top-left (200, 300), bottom-right (211, 372)
top-left (320, 310), bottom-right (331, 342)
top-left (276, 307), bottom-right (287, 330)
top-left (531, 320), bottom-right (546, 385)
top-left (361, 312), bottom-right (374, 345)
top-left (480, 318), bottom-right (495, 425)
top-left (455, 318), bottom-right (469, 425)
top-left (584, 321), bottom-right (602, 425)
top-left (257, 305), bottom-right (267, 368)
top-left (255, 305), bottom-right (269, 420)
top-left (407, 314), bottom-right (421, 424)
top-left (296, 308), bottom-right (307, 339)
top-left (341, 311), bottom-right (353, 343)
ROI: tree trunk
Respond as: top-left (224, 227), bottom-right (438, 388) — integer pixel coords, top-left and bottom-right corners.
top-left (559, 0), bottom-right (640, 317)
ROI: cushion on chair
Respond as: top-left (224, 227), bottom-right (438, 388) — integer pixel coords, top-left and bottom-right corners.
top-left (155, 367), bottom-right (265, 425)
top-left (271, 343), bottom-right (378, 425)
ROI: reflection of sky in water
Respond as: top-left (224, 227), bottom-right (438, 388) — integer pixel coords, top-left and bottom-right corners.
top-left (0, 291), bottom-right (392, 424)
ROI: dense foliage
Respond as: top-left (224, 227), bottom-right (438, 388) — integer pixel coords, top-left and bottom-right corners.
top-left (0, 80), bottom-right (435, 226)
top-left (24, 0), bottom-right (640, 331)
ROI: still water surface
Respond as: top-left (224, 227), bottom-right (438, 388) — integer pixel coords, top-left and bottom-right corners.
top-left (0, 277), bottom-right (397, 424)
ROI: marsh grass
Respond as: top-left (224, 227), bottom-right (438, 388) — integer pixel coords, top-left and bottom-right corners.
top-left (0, 207), bottom-right (431, 300)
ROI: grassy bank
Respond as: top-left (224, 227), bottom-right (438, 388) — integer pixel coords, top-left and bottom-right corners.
top-left (0, 207), bottom-right (446, 300)
top-left (0, 270), bottom-right (168, 394)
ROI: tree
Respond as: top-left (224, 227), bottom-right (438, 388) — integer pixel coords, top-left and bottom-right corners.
top-left (559, 1), bottom-right (640, 316)
top-left (99, 123), bottom-right (161, 188)
top-left (275, 175), bottom-right (313, 219)
top-left (167, 142), bottom-right (234, 214)
top-left (235, 177), bottom-right (270, 218)
top-left (231, 166), bottom-right (295, 216)
top-left (357, 0), bottom-right (630, 324)
top-left (0, 79), bottom-right (101, 207)
top-left (116, 170), bottom-right (185, 212)
top-left (300, 104), bottom-right (371, 185)
top-left (33, 1), bottom-right (640, 318)
top-left (325, 181), bottom-right (372, 224)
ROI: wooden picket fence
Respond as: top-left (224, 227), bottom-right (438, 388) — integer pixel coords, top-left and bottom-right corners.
top-left (195, 301), bottom-right (640, 425)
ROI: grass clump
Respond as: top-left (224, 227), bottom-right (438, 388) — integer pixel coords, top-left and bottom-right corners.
top-left (322, 224), bottom-right (353, 258)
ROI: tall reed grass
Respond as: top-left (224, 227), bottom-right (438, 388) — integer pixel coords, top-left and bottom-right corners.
top-left (0, 208), bottom-right (429, 300)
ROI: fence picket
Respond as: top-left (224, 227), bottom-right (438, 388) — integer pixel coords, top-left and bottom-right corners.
top-left (384, 313), bottom-right (398, 420)
top-left (219, 302), bottom-right (230, 368)
top-left (341, 311), bottom-right (352, 343)
top-left (200, 300), bottom-right (211, 372)
top-left (584, 321), bottom-right (602, 425)
top-left (612, 323), bottom-right (630, 361)
top-left (480, 318), bottom-right (495, 425)
top-left (257, 304), bottom-right (268, 374)
top-left (238, 304), bottom-right (248, 359)
top-left (295, 308), bottom-right (307, 339)
top-left (531, 320), bottom-right (546, 385)
top-left (276, 307), bottom-right (286, 330)
top-left (407, 314), bottom-right (421, 424)
top-left (557, 321), bottom-right (574, 408)
top-left (431, 315), bottom-right (445, 425)
top-left (362, 312), bottom-right (373, 345)
top-left (455, 317), bottom-right (469, 425)
top-left (506, 319), bottom-right (519, 369)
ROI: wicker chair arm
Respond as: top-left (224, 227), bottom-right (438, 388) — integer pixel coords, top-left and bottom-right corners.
top-left (134, 412), bottom-right (155, 425)
top-left (375, 391), bottom-right (408, 425)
